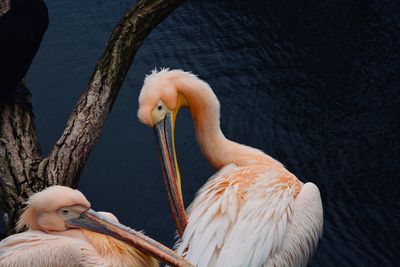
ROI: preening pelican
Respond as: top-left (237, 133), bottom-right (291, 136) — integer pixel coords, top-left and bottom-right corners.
top-left (0, 186), bottom-right (193, 267)
top-left (138, 69), bottom-right (323, 267)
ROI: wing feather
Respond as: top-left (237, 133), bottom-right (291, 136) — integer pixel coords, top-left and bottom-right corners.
top-left (177, 164), bottom-right (239, 267)
top-left (178, 165), bottom-right (301, 267)
top-left (265, 182), bottom-right (323, 267)
top-left (215, 172), bottom-right (297, 267)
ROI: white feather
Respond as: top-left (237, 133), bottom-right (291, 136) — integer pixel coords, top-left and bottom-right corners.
top-left (177, 167), bottom-right (309, 267)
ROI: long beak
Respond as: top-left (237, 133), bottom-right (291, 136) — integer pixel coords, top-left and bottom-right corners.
top-left (65, 209), bottom-right (193, 267)
top-left (154, 110), bottom-right (188, 237)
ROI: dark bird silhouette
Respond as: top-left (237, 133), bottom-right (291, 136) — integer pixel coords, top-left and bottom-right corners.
top-left (0, 0), bottom-right (48, 113)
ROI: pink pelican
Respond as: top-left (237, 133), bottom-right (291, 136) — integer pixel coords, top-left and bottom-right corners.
top-left (137, 68), bottom-right (323, 267)
top-left (0, 185), bottom-right (193, 267)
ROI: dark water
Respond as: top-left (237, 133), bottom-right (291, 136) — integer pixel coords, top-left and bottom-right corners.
top-left (1, 0), bottom-right (400, 266)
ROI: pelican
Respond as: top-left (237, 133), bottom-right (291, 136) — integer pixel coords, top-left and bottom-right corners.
top-left (0, 185), bottom-right (193, 267)
top-left (137, 68), bottom-right (323, 267)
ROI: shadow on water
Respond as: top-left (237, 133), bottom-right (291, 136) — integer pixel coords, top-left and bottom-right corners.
top-left (1, 0), bottom-right (399, 266)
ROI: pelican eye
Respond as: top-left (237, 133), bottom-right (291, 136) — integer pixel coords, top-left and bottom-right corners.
top-left (59, 207), bottom-right (80, 220)
top-left (61, 209), bottom-right (70, 215)
top-left (151, 101), bottom-right (168, 124)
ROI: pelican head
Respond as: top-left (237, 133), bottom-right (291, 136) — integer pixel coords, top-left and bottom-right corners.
top-left (17, 185), bottom-right (91, 232)
top-left (137, 68), bottom-right (192, 237)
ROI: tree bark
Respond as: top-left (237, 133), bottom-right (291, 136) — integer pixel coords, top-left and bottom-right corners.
top-left (0, 0), bottom-right (9, 16)
top-left (0, 103), bottom-right (42, 232)
top-left (0, 0), bottom-right (185, 235)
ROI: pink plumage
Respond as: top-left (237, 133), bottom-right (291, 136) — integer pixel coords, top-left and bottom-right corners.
top-left (138, 68), bottom-right (323, 267)
top-left (0, 186), bottom-right (158, 267)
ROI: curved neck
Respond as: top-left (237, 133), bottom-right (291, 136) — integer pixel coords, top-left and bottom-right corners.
top-left (174, 74), bottom-right (278, 169)
top-left (174, 76), bottom-right (235, 169)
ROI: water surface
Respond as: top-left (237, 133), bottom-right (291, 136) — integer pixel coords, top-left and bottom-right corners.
top-left (1, 0), bottom-right (399, 266)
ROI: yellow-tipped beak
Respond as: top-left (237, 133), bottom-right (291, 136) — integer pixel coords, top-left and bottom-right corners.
top-left (65, 209), bottom-right (193, 267)
top-left (153, 108), bottom-right (188, 237)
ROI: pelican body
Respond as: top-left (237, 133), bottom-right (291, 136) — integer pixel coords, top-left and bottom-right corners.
top-left (138, 69), bottom-right (323, 267)
top-left (0, 186), bottom-right (193, 267)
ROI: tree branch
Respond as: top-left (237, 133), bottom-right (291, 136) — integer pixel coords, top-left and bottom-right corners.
top-left (0, 104), bottom-right (43, 230)
top-left (1, 0), bottom-right (185, 233)
top-left (0, 0), bottom-right (9, 16)
top-left (41, 0), bottom-right (186, 187)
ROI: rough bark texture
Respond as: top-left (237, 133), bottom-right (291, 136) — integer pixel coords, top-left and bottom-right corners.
top-left (0, 104), bottom-right (43, 232)
top-left (0, 0), bottom-right (185, 235)
top-left (0, 0), bottom-right (9, 16)
top-left (0, 0), bottom-right (43, 234)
